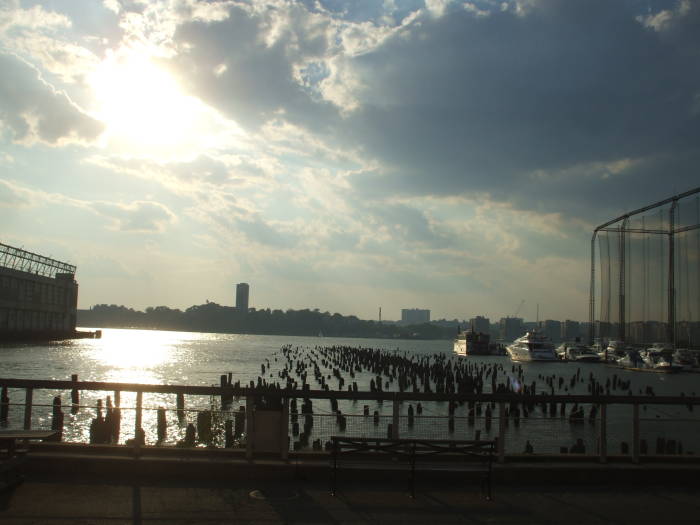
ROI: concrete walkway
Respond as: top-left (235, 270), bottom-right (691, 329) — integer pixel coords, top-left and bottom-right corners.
top-left (2, 476), bottom-right (700, 524)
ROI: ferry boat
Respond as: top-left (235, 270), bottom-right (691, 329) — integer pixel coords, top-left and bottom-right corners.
top-left (454, 329), bottom-right (491, 356)
top-left (506, 330), bottom-right (557, 362)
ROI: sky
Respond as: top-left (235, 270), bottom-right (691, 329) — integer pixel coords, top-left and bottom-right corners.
top-left (1, 0), bottom-right (699, 323)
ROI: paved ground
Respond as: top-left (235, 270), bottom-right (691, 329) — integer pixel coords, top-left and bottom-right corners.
top-left (2, 476), bottom-right (700, 524)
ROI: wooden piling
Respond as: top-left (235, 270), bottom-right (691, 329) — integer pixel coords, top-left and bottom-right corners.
top-left (176, 392), bottom-right (185, 423)
top-left (71, 374), bottom-right (79, 414)
top-left (157, 406), bottom-right (167, 444)
top-left (51, 395), bottom-right (64, 441)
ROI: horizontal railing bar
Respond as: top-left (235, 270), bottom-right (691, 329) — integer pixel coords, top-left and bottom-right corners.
top-left (2, 377), bottom-right (700, 405)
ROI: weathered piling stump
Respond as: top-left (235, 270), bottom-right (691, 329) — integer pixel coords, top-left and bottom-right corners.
top-left (176, 393), bottom-right (185, 424)
top-left (71, 374), bottom-right (80, 414)
top-left (157, 406), bottom-right (167, 444)
top-left (50, 395), bottom-right (64, 441)
top-left (225, 419), bottom-right (234, 447)
top-left (197, 411), bottom-right (213, 445)
top-left (234, 406), bottom-right (245, 437)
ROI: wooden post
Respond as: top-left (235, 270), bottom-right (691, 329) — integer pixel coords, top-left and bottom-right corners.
top-left (24, 387), bottom-right (33, 430)
top-left (599, 403), bottom-right (607, 463)
top-left (281, 397), bottom-right (289, 461)
top-left (632, 403), bottom-right (640, 464)
top-left (392, 397), bottom-right (400, 439)
top-left (497, 401), bottom-right (506, 463)
top-left (114, 390), bottom-right (121, 407)
top-left (246, 392), bottom-right (254, 460)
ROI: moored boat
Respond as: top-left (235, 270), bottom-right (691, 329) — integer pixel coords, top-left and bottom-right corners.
top-left (556, 342), bottom-right (601, 362)
top-left (507, 330), bottom-right (557, 362)
top-left (454, 329), bottom-right (492, 356)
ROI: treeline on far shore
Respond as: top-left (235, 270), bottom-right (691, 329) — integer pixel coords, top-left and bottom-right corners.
top-left (77, 303), bottom-right (456, 340)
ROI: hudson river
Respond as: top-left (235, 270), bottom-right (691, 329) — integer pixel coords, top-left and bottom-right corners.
top-left (1, 328), bottom-right (698, 453)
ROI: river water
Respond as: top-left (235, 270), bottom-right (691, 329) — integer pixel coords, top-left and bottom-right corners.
top-left (1, 328), bottom-right (698, 454)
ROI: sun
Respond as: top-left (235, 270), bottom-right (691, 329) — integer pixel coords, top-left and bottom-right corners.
top-left (88, 51), bottom-right (236, 157)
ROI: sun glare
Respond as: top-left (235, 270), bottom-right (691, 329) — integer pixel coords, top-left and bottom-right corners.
top-left (89, 52), bottom-right (237, 157)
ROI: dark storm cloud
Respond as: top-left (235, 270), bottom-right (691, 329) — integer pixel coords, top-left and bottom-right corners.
top-left (168, 2), bottom-right (339, 130)
top-left (164, 0), bottom-right (700, 222)
top-left (342, 1), bottom-right (700, 215)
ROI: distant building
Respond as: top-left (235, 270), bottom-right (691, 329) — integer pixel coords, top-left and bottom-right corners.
top-left (401, 308), bottom-right (430, 325)
top-left (499, 317), bottom-right (523, 342)
top-left (0, 243), bottom-right (78, 339)
top-left (469, 315), bottom-right (490, 334)
top-left (235, 282), bottom-right (249, 312)
top-left (561, 320), bottom-right (580, 341)
top-left (539, 319), bottom-right (562, 343)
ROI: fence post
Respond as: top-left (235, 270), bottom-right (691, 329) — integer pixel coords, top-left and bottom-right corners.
top-left (632, 403), bottom-right (640, 464)
top-left (135, 391), bottom-right (143, 435)
top-left (392, 396), bottom-right (400, 439)
top-left (24, 387), bottom-right (33, 430)
top-left (281, 396), bottom-right (289, 461)
top-left (246, 392), bottom-right (254, 460)
top-left (599, 403), bottom-right (607, 463)
top-left (497, 401), bottom-right (505, 463)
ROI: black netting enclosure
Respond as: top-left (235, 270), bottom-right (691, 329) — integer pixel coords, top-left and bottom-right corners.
top-left (589, 188), bottom-right (700, 348)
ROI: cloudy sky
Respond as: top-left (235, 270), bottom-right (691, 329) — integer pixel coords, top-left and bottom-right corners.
top-left (1, 0), bottom-right (699, 322)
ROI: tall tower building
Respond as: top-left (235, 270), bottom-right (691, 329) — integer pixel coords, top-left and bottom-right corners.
top-left (235, 283), bottom-right (249, 312)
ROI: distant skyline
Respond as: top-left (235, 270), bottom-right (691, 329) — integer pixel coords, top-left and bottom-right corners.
top-left (2, 1), bottom-right (700, 323)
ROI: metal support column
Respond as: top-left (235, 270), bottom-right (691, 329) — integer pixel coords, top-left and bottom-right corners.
top-left (632, 403), bottom-right (640, 464)
top-left (24, 388), bottom-right (33, 430)
top-left (497, 402), bottom-right (506, 463)
top-left (599, 404), bottom-right (607, 463)
top-left (392, 397), bottom-right (400, 439)
top-left (668, 198), bottom-right (677, 346)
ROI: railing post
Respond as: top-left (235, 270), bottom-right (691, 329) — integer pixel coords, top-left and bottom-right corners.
top-left (246, 392), bottom-right (254, 460)
top-left (632, 403), bottom-right (640, 464)
top-left (599, 403), bottom-right (607, 463)
top-left (392, 396), bottom-right (400, 439)
top-left (135, 390), bottom-right (143, 436)
top-left (24, 387), bottom-right (33, 430)
top-left (497, 401), bottom-right (505, 463)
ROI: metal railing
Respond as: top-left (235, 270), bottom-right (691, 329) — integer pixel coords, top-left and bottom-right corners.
top-left (1, 377), bottom-right (698, 463)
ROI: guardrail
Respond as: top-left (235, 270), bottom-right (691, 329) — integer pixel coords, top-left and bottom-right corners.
top-left (1, 377), bottom-right (698, 463)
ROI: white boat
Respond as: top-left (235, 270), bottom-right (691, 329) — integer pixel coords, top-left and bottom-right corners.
top-left (507, 330), bottom-right (558, 362)
top-left (673, 348), bottom-right (698, 369)
top-left (640, 343), bottom-right (684, 373)
top-left (599, 340), bottom-right (626, 363)
top-left (616, 348), bottom-right (646, 369)
top-left (557, 342), bottom-right (601, 362)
